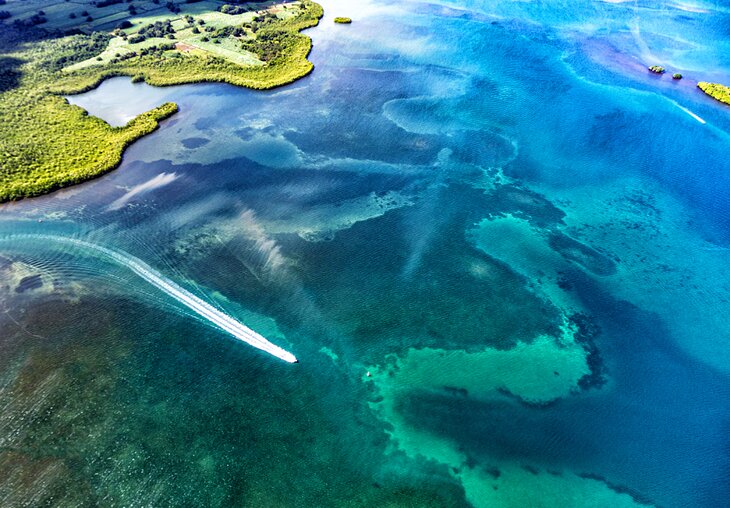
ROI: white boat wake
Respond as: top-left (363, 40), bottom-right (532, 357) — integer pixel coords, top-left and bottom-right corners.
top-left (4, 234), bottom-right (297, 363)
top-left (671, 100), bottom-right (707, 124)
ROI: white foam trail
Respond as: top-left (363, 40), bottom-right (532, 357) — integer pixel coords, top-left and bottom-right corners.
top-left (3, 234), bottom-right (297, 363)
top-left (107, 172), bottom-right (178, 211)
top-left (673, 101), bottom-right (707, 124)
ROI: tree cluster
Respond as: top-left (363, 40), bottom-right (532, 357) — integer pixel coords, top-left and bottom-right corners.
top-left (220, 4), bottom-right (248, 15)
top-left (127, 20), bottom-right (176, 43)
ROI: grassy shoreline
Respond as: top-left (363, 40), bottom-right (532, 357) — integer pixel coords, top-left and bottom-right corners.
top-left (0, 1), bottom-right (323, 202)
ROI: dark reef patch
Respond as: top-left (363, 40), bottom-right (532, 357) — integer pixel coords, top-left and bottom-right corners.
top-left (443, 385), bottom-right (469, 398)
top-left (578, 473), bottom-right (655, 506)
top-left (181, 137), bottom-right (210, 149)
top-left (396, 390), bottom-right (599, 464)
top-left (15, 274), bottom-right (43, 293)
top-left (548, 232), bottom-right (617, 276)
top-left (569, 312), bottom-right (607, 391)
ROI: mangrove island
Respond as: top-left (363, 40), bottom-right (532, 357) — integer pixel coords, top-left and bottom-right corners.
top-left (0, 0), bottom-right (323, 202)
top-left (698, 82), bottom-right (730, 106)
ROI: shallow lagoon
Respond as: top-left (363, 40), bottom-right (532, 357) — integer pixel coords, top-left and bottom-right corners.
top-left (2, 0), bottom-right (730, 506)
top-left (66, 77), bottom-right (179, 127)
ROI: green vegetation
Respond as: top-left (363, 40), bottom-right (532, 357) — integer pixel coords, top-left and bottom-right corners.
top-left (672, 73), bottom-right (682, 80)
top-left (0, 96), bottom-right (177, 200)
top-left (220, 4), bottom-right (249, 15)
top-left (333, 17), bottom-right (351, 24)
top-left (698, 82), bottom-right (730, 106)
top-left (648, 65), bottom-right (665, 74)
top-left (0, 0), bottom-right (323, 202)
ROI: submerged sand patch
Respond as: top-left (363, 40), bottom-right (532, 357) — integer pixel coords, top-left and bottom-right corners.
top-left (366, 329), bottom-right (650, 507)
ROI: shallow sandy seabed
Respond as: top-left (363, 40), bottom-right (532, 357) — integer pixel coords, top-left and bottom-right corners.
top-left (366, 331), bottom-right (648, 507)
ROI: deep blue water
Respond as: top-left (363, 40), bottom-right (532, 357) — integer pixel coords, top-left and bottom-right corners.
top-left (3, 0), bottom-right (730, 506)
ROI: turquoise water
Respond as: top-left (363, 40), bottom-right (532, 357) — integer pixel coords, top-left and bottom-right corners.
top-left (2, 0), bottom-right (730, 506)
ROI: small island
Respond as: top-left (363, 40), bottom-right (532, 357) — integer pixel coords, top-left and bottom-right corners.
top-left (0, 0), bottom-right (323, 202)
top-left (672, 73), bottom-right (682, 80)
top-left (648, 65), bottom-right (665, 74)
top-left (334, 17), bottom-right (352, 24)
top-left (698, 82), bottom-right (730, 106)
